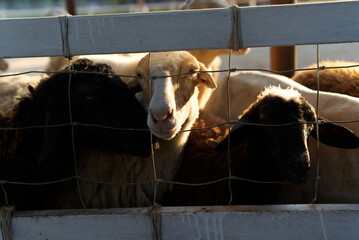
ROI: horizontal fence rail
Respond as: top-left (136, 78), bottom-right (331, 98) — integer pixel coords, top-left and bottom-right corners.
top-left (8, 205), bottom-right (359, 240)
top-left (1, 0), bottom-right (359, 58)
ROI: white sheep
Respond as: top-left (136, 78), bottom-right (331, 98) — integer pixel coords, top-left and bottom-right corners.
top-left (292, 60), bottom-right (359, 97)
top-left (64, 51), bottom-right (216, 208)
top-left (204, 71), bottom-right (359, 203)
top-left (125, 51), bottom-right (216, 204)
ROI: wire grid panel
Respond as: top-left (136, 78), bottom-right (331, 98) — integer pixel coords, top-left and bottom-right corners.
top-left (2, 59), bottom-right (359, 209)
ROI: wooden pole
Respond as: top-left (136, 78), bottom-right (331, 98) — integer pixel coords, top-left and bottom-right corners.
top-left (66, 0), bottom-right (77, 15)
top-left (270, 0), bottom-right (296, 78)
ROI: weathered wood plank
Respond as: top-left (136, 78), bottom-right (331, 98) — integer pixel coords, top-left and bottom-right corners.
top-left (1, 1), bottom-right (359, 58)
top-left (240, 1), bottom-right (359, 47)
top-left (0, 9), bottom-right (232, 58)
top-left (4, 204), bottom-right (359, 240)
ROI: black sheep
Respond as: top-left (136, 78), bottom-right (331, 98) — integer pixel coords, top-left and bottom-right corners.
top-left (0, 59), bottom-right (151, 210)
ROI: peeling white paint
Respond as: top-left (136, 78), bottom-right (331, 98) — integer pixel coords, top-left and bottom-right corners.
top-left (319, 211), bottom-right (328, 240)
top-left (194, 214), bottom-right (201, 238)
top-left (96, 18), bottom-right (102, 35)
top-left (204, 216), bottom-right (210, 240)
top-left (87, 19), bottom-right (95, 45)
top-left (179, 212), bottom-right (227, 240)
top-left (186, 213), bottom-right (192, 228)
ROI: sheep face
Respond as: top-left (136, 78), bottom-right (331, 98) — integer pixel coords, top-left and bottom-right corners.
top-left (216, 87), bottom-right (315, 184)
top-left (256, 95), bottom-right (315, 183)
top-left (129, 51), bottom-right (216, 139)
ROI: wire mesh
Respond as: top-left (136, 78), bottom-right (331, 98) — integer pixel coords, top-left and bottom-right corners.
top-left (1, 55), bottom-right (359, 209)
top-left (0, 41), bottom-right (359, 208)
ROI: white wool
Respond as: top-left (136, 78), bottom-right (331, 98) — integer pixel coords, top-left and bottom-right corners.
top-left (259, 85), bottom-right (302, 102)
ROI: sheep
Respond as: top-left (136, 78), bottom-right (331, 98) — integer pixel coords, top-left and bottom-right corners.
top-left (0, 58), bottom-right (152, 210)
top-left (292, 60), bottom-right (359, 97)
top-left (204, 70), bottom-right (359, 203)
top-left (124, 51), bottom-right (216, 205)
top-left (164, 86), bottom-right (359, 206)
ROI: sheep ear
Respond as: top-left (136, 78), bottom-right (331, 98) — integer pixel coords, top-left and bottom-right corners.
top-left (37, 96), bottom-right (64, 165)
top-left (198, 62), bottom-right (216, 89)
top-left (215, 115), bottom-right (256, 152)
top-left (28, 85), bottom-right (35, 95)
top-left (127, 77), bottom-right (142, 94)
top-left (310, 117), bottom-right (359, 149)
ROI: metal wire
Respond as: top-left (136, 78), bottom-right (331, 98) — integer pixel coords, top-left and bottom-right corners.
top-left (312, 44), bottom-right (321, 204)
top-left (0, 185), bottom-right (8, 206)
top-left (1, 63), bottom-right (359, 80)
top-left (4, 119), bottom-right (358, 132)
top-left (1, 55), bottom-right (359, 204)
top-left (226, 49), bottom-right (234, 205)
top-left (66, 64), bottom-right (86, 209)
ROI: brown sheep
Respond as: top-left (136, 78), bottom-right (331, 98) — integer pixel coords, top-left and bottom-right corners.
top-left (292, 60), bottom-right (359, 97)
top-left (164, 86), bottom-right (359, 206)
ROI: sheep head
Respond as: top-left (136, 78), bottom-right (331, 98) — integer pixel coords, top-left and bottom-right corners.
top-left (27, 59), bottom-right (152, 170)
top-left (216, 86), bottom-right (359, 184)
top-left (128, 51), bottom-right (216, 139)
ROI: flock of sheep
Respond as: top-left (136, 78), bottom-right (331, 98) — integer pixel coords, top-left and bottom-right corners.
top-left (1, 0), bottom-right (359, 212)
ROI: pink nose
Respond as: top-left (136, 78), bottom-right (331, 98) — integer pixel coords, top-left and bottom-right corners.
top-left (150, 108), bottom-right (173, 122)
